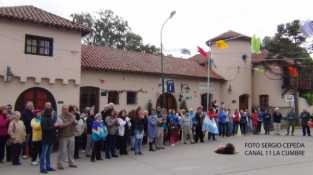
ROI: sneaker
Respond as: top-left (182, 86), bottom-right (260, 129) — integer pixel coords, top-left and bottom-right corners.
top-left (47, 168), bottom-right (56, 171)
top-left (31, 161), bottom-right (38, 166)
top-left (22, 155), bottom-right (28, 159)
top-left (40, 170), bottom-right (48, 174)
top-left (57, 166), bottom-right (65, 170)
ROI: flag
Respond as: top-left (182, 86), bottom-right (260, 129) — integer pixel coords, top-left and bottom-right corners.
top-left (300, 20), bottom-right (313, 37)
top-left (215, 40), bottom-right (229, 49)
top-left (197, 46), bottom-right (209, 58)
top-left (251, 35), bottom-right (261, 54)
top-left (288, 66), bottom-right (299, 78)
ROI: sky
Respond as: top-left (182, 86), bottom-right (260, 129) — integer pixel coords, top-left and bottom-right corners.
top-left (1, 0), bottom-right (312, 57)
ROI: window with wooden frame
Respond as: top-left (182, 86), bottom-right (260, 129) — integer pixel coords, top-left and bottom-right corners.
top-left (259, 95), bottom-right (269, 108)
top-left (25, 34), bottom-right (53, 56)
top-left (108, 91), bottom-right (119, 104)
top-left (127, 91), bottom-right (137, 105)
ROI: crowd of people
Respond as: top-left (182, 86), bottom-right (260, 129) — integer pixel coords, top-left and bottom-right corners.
top-left (0, 101), bottom-right (313, 173)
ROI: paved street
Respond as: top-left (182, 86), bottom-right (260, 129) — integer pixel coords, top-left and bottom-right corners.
top-left (1, 130), bottom-right (312, 175)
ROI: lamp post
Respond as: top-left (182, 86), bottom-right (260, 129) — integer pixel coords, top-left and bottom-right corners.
top-left (160, 10), bottom-right (176, 109)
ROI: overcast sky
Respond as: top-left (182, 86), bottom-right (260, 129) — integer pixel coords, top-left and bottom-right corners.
top-left (1, 0), bottom-right (312, 57)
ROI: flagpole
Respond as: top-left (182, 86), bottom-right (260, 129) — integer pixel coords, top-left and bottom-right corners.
top-left (207, 42), bottom-right (212, 112)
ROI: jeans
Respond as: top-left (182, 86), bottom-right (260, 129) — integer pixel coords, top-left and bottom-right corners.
top-left (11, 143), bottom-right (22, 165)
top-left (302, 125), bottom-right (311, 136)
top-left (85, 134), bottom-right (93, 156)
top-left (134, 130), bottom-right (144, 154)
top-left (105, 135), bottom-right (117, 158)
top-left (219, 122), bottom-right (227, 137)
top-left (240, 123), bottom-right (247, 135)
top-left (40, 143), bottom-right (53, 171)
top-left (0, 136), bottom-right (7, 161)
top-left (233, 122), bottom-right (240, 135)
top-left (74, 135), bottom-right (83, 159)
top-left (57, 136), bottom-right (75, 167)
top-left (31, 141), bottom-right (41, 162)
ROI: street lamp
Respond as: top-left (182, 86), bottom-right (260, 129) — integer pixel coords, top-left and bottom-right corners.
top-left (160, 10), bottom-right (176, 109)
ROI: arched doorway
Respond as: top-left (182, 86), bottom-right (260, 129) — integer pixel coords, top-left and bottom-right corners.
top-left (156, 93), bottom-right (177, 110)
top-left (15, 87), bottom-right (57, 112)
top-left (239, 94), bottom-right (249, 110)
top-left (80, 86), bottom-right (100, 113)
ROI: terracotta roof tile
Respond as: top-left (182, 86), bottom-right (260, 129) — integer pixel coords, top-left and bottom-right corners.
top-left (0, 5), bottom-right (90, 35)
top-left (206, 30), bottom-right (251, 45)
top-left (81, 45), bottom-right (223, 80)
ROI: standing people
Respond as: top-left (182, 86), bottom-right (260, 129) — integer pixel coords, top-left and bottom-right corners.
top-left (300, 109), bottom-right (311, 136)
top-left (91, 113), bottom-right (106, 162)
top-left (167, 109), bottom-right (179, 146)
top-left (272, 108), bottom-right (282, 135)
top-left (8, 111), bottom-right (26, 166)
top-left (263, 109), bottom-right (272, 135)
top-left (117, 109), bottom-right (131, 155)
top-left (239, 110), bottom-right (247, 135)
top-left (105, 110), bottom-right (119, 159)
top-left (133, 107), bottom-right (145, 155)
top-left (40, 102), bottom-right (57, 173)
top-left (57, 105), bottom-right (77, 170)
top-left (208, 108), bottom-right (217, 141)
top-left (251, 109), bottom-right (259, 134)
top-left (21, 101), bottom-right (35, 159)
top-left (0, 106), bottom-right (10, 163)
top-left (181, 109), bottom-right (194, 144)
top-left (232, 109), bottom-right (241, 136)
top-left (226, 109), bottom-right (233, 137)
top-left (155, 108), bottom-right (166, 149)
top-left (257, 109), bottom-right (264, 134)
top-left (85, 109), bottom-right (95, 157)
top-left (286, 108), bottom-right (297, 136)
top-left (194, 107), bottom-right (204, 143)
top-left (74, 106), bottom-right (85, 159)
top-left (218, 109), bottom-right (227, 137)
top-left (30, 110), bottom-right (42, 165)
top-left (147, 109), bottom-right (158, 151)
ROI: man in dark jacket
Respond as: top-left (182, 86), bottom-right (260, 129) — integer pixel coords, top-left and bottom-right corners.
top-left (272, 107), bottom-right (282, 135)
top-left (300, 109), bottom-right (311, 136)
top-left (21, 101), bottom-right (35, 159)
top-left (194, 106), bottom-right (204, 143)
top-left (286, 108), bottom-right (297, 136)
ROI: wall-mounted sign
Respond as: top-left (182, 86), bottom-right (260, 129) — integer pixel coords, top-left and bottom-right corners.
top-left (167, 80), bottom-right (175, 93)
top-left (57, 101), bottom-right (64, 104)
top-left (101, 89), bottom-right (107, 96)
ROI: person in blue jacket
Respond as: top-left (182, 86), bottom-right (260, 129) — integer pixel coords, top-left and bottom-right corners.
top-left (218, 109), bottom-right (227, 137)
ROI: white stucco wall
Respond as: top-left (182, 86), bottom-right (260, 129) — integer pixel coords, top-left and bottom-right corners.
top-left (81, 71), bottom-right (222, 111)
top-left (0, 20), bottom-right (82, 114)
top-left (0, 20), bottom-right (82, 84)
top-left (211, 40), bottom-right (252, 111)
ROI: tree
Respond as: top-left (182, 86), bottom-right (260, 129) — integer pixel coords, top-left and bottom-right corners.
top-left (263, 20), bottom-right (311, 60)
top-left (71, 10), bottom-right (160, 54)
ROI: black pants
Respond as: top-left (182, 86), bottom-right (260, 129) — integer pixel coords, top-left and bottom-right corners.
top-left (117, 136), bottom-right (128, 155)
top-left (0, 136), bottom-right (7, 162)
top-left (91, 140), bottom-right (103, 161)
top-left (74, 136), bottom-right (83, 159)
top-left (11, 143), bottom-right (21, 165)
top-left (264, 122), bottom-right (271, 135)
top-left (105, 135), bottom-right (117, 158)
top-left (240, 123), bottom-right (247, 135)
top-left (219, 122), bottom-right (227, 137)
top-left (194, 127), bottom-right (204, 143)
top-left (302, 125), bottom-right (311, 136)
top-left (31, 141), bottom-right (41, 162)
top-left (257, 121), bottom-right (262, 134)
top-left (23, 134), bottom-right (32, 157)
top-left (208, 132), bottom-right (216, 140)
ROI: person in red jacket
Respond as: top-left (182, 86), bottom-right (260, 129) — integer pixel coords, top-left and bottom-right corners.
top-left (251, 109), bottom-right (259, 134)
top-left (232, 109), bottom-right (241, 136)
top-left (0, 106), bottom-right (10, 163)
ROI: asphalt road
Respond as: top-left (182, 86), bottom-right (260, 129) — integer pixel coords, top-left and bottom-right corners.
top-left (1, 130), bottom-right (312, 175)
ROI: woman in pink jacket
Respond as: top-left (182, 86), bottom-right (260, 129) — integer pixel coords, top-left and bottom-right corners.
top-left (0, 106), bottom-right (10, 163)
